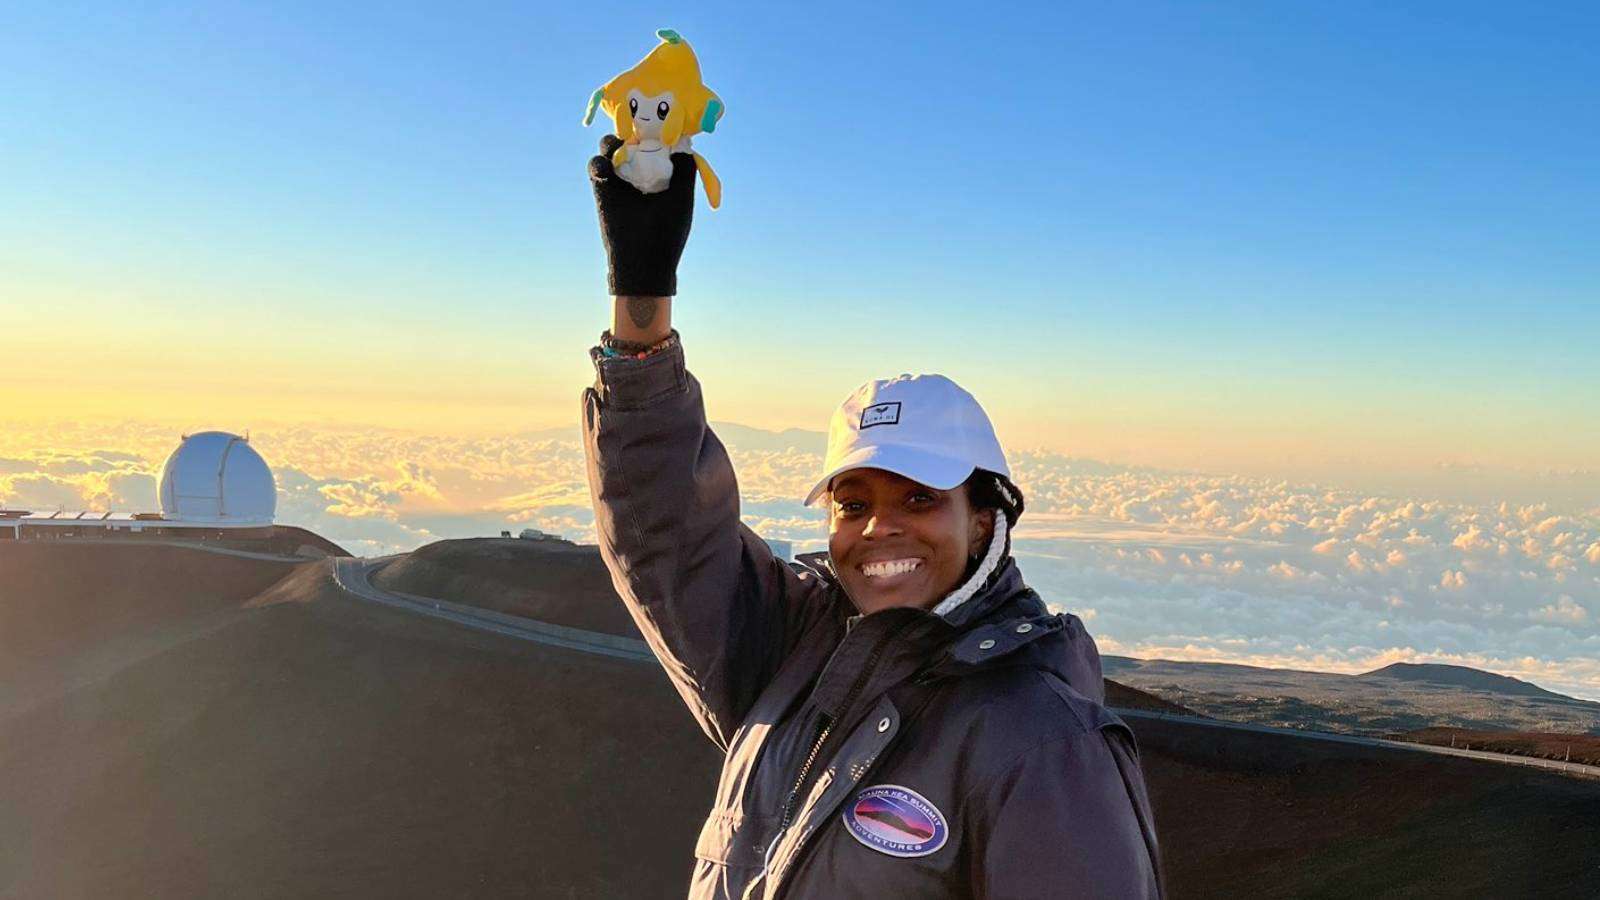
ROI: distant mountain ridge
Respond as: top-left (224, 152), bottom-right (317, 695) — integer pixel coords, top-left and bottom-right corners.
top-left (708, 421), bottom-right (827, 455)
top-left (1357, 662), bottom-right (1575, 702)
top-left (1105, 656), bottom-right (1584, 704)
top-left (510, 422), bottom-right (829, 455)
top-left (1101, 654), bottom-right (1600, 736)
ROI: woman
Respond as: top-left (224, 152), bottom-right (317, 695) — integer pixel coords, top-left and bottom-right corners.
top-left (582, 137), bottom-right (1162, 899)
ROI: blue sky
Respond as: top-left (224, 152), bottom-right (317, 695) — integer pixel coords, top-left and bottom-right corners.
top-left (4, 2), bottom-right (1598, 691)
top-left (4, 1), bottom-right (1597, 490)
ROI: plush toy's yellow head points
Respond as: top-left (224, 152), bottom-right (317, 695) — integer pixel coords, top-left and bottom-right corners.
top-left (582, 29), bottom-right (724, 148)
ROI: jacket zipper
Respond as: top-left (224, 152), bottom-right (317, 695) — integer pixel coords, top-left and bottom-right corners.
top-left (760, 622), bottom-right (906, 881)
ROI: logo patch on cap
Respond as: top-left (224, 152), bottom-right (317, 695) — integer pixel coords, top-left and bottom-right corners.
top-left (842, 784), bottom-right (948, 857)
top-left (860, 402), bottom-right (901, 429)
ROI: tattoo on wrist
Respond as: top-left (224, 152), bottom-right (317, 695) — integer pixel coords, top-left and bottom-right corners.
top-left (626, 296), bottom-right (659, 329)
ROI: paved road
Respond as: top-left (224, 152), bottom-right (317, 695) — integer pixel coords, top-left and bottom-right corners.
top-left (330, 556), bottom-right (1600, 782)
top-left (331, 556), bottom-right (653, 662)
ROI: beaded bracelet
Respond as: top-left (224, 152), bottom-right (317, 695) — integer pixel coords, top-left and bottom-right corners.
top-left (599, 329), bottom-right (680, 360)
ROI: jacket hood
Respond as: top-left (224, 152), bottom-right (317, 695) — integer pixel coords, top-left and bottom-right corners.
top-left (794, 530), bottom-right (1105, 705)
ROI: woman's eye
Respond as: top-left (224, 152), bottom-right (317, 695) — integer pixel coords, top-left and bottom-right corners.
top-left (909, 492), bottom-right (935, 505)
top-left (656, 101), bottom-right (670, 119)
top-left (629, 98), bottom-right (639, 116)
top-left (837, 500), bottom-right (865, 515)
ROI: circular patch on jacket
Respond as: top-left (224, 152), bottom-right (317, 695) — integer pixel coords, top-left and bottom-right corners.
top-left (842, 784), bottom-right (948, 857)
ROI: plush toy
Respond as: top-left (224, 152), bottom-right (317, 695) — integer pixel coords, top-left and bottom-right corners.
top-left (582, 29), bottom-right (724, 208)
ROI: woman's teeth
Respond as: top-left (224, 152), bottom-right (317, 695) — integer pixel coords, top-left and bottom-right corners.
top-left (861, 559), bottom-right (922, 578)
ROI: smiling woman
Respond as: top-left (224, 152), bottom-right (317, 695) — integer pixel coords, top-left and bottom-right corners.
top-left (812, 373), bottom-right (1023, 617)
top-left (580, 138), bottom-right (1162, 897)
top-left (828, 466), bottom-right (1033, 616)
top-left (829, 459), bottom-right (992, 617)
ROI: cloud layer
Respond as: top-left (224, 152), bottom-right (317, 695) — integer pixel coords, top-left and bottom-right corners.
top-left (5, 419), bottom-right (1597, 701)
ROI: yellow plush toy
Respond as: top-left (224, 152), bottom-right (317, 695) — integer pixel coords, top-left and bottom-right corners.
top-left (582, 29), bottom-right (724, 208)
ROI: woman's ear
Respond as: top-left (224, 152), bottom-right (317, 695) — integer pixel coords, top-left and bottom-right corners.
top-left (969, 508), bottom-right (996, 558)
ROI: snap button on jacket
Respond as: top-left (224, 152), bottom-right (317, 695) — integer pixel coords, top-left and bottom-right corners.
top-left (583, 341), bottom-right (1163, 899)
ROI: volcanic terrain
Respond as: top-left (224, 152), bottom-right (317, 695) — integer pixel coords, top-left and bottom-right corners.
top-left (3, 536), bottom-right (1597, 898)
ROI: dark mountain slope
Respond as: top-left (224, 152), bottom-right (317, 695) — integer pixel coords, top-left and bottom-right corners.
top-left (1, 542), bottom-right (300, 666)
top-left (1, 571), bottom-right (720, 899)
top-left (1359, 662), bottom-right (1576, 701)
top-left (370, 536), bottom-right (636, 636)
top-left (3, 541), bottom-right (1597, 897)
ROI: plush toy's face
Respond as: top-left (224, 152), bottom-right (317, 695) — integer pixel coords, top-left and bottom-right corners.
top-left (625, 88), bottom-right (677, 144)
top-left (581, 30), bottom-right (724, 205)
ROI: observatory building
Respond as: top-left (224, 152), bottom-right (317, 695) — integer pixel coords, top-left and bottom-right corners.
top-left (1, 431), bottom-right (278, 542)
top-left (157, 431), bottom-right (276, 525)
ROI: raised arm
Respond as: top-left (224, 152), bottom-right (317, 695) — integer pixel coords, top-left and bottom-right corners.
top-left (610, 294), bottom-right (672, 345)
top-left (580, 138), bottom-right (830, 751)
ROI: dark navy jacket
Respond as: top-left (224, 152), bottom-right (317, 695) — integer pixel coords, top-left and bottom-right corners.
top-left (583, 340), bottom-right (1162, 899)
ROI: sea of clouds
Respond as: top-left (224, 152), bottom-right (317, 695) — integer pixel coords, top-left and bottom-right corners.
top-left (4, 419), bottom-right (1597, 700)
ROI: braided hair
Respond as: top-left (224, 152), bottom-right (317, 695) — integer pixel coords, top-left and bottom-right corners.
top-left (964, 468), bottom-right (1025, 527)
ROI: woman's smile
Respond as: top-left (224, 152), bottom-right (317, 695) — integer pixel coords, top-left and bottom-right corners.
top-left (857, 556), bottom-right (928, 595)
top-left (859, 557), bottom-right (924, 579)
top-left (829, 468), bottom-right (992, 615)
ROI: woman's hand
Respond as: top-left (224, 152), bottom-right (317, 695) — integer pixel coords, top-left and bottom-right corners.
top-left (590, 135), bottom-right (696, 341)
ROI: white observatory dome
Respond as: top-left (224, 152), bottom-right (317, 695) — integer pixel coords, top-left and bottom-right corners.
top-left (157, 431), bottom-right (276, 525)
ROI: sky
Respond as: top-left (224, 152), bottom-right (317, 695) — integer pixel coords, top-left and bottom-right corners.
top-left (5, 1), bottom-right (1598, 485)
top-left (3, 3), bottom-right (1598, 693)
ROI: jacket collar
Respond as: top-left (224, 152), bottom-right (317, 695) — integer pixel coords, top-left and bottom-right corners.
top-left (792, 546), bottom-right (1105, 704)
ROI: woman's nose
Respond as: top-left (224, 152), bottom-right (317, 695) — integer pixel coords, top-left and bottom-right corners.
top-left (862, 511), bottom-right (903, 538)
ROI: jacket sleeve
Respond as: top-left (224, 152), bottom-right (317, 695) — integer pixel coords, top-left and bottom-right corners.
top-left (965, 727), bottom-right (1163, 899)
top-left (581, 340), bottom-right (832, 751)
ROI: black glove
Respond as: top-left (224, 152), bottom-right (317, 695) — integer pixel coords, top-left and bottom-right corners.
top-left (589, 134), bottom-right (697, 297)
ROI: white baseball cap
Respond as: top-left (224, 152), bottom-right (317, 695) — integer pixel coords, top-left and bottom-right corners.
top-left (803, 373), bottom-right (1011, 507)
